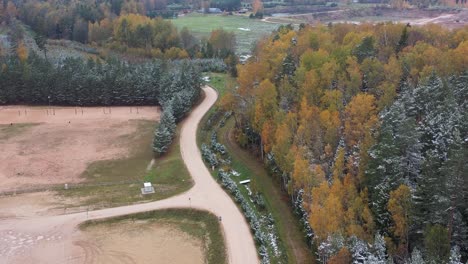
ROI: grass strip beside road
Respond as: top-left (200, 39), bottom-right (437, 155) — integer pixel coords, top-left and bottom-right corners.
top-left (80, 209), bottom-right (227, 264)
top-left (221, 119), bottom-right (315, 264)
top-left (205, 72), bottom-right (232, 97)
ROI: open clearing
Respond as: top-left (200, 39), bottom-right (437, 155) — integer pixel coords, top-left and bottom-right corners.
top-left (170, 14), bottom-right (281, 55)
top-left (0, 87), bottom-right (257, 264)
top-left (0, 106), bottom-right (160, 193)
top-left (75, 220), bottom-right (203, 264)
top-left (73, 209), bottom-right (225, 264)
top-left (265, 7), bottom-right (468, 29)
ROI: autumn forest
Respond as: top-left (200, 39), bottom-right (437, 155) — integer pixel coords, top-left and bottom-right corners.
top-left (225, 23), bottom-right (468, 263)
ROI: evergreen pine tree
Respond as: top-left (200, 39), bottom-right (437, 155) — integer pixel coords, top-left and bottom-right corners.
top-left (396, 25), bottom-right (409, 54)
top-left (161, 105), bottom-right (176, 135)
top-left (409, 248), bottom-right (425, 264)
top-left (449, 246), bottom-right (463, 264)
top-left (443, 130), bottom-right (468, 255)
top-left (152, 123), bottom-right (172, 155)
top-left (365, 233), bottom-right (387, 264)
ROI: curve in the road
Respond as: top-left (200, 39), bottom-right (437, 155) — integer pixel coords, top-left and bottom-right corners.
top-left (0, 86), bottom-right (258, 264)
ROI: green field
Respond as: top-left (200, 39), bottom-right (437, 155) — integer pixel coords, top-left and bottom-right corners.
top-left (205, 72), bottom-right (235, 97)
top-left (170, 14), bottom-right (281, 54)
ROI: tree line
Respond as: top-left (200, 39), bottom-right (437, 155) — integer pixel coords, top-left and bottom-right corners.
top-left (0, 51), bottom-right (202, 155)
top-left (0, 53), bottom-right (199, 106)
top-left (223, 22), bottom-right (468, 263)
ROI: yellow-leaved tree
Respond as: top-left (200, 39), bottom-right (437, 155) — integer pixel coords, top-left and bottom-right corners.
top-left (16, 41), bottom-right (28, 62)
top-left (388, 184), bottom-right (412, 255)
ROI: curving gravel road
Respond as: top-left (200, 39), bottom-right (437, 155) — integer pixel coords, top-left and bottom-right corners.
top-left (0, 86), bottom-right (259, 264)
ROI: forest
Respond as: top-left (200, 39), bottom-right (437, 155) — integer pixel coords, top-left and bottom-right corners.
top-left (224, 23), bottom-right (468, 263)
top-left (0, 0), bottom-right (237, 60)
top-left (0, 50), bottom-right (203, 155)
top-left (0, 53), bottom-right (200, 107)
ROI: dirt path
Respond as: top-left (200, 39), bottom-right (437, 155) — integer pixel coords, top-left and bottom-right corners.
top-left (0, 87), bottom-right (258, 264)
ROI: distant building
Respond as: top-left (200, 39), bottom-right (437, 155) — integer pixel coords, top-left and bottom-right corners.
top-left (198, 7), bottom-right (222, 13)
top-left (210, 8), bottom-right (223, 13)
top-left (241, 2), bottom-right (252, 10)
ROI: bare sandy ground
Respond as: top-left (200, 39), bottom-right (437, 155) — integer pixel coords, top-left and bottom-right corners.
top-left (0, 106), bottom-right (158, 125)
top-left (0, 87), bottom-right (258, 264)
top-left (74, 220), bottom-right (203, 264)
top-left (0, 192), bottom-right (65, 219)
top-left (263, 9), bottom-right (468, 29)
top-left (0, 106), bottom-right (159, 193)
top-left (402, 10), bottom-right (468, 29)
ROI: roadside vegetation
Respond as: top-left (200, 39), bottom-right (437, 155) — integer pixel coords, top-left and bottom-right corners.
top-left (200, 110), bottom-right (288, 263)
top-left (199, 76), bottom-right (314, 263)
top-left (219, 118), bottom-right (315, 264)
top-left (80, 209), bottom-right (227, 264)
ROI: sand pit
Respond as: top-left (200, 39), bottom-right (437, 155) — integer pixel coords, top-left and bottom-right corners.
top-left (0, 106), bottom-right (160, 193)
top-left (74, 220), bottom-right (204, 264)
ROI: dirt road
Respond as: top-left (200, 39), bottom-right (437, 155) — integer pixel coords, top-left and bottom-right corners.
top-left (0, 86), bottom-right (259, 264)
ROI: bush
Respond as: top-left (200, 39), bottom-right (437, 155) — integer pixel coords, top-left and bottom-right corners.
top-left (202, 144), bottom-right (219, 168)
top-left (189, 58), bottom-right (227, 73)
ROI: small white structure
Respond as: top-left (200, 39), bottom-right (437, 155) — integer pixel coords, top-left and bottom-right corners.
top-left (239, 179), bottom-right (251, 185)
top-left (141, 182), bottom-right (155, 195)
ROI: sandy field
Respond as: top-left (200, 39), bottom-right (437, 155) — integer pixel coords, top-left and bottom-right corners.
top-left (73, 220), bottom-right (204, 264)
top-left (0, 192), bottom-right (64, 219)
top-left (1, 219), bottom-right (204, 264)
top-left (0, 106), bottom-right (160, 193)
